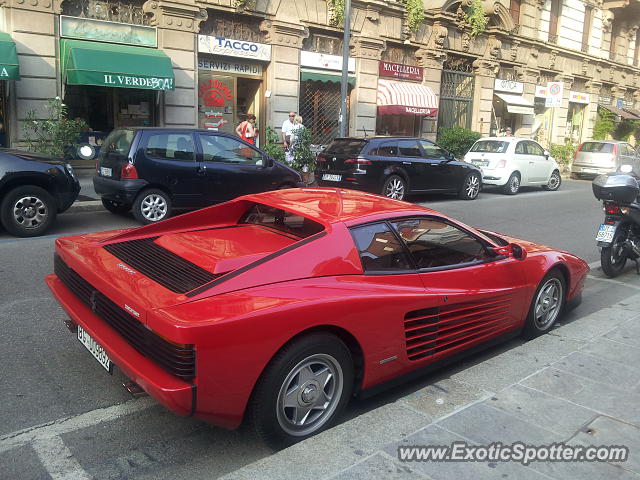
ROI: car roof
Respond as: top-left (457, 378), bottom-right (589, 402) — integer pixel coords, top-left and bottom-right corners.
top-left (241, 187), bottom-right (437, 225)
top-left (330, 136), bottom-right (431, 142)
top-left (475, 137), bottom-right (530, 142)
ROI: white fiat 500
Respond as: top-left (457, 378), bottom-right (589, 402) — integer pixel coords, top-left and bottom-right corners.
top-left (463, 137), bottom-right (562, 194)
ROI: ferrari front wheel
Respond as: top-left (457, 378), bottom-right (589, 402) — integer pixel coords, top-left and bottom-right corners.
top-left (522, 269), bottom-right (565, 339)
top-left (249, 333), bottom-right (354, 450)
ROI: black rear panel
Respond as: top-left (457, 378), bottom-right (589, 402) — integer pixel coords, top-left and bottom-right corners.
top-left (54, 254), bottom-right (196, 380)
top-left (103, 237), bottom-right (219, 293)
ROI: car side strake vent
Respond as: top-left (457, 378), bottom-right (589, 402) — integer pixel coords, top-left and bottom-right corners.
top-left (54, 254), bottom-right (196, 380)
top-left (103, 237), bottom-right (219, 293)
top-left (404, 296), bottom-right (511, 361)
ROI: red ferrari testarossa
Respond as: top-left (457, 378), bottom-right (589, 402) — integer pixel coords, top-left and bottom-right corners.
top-left (46, 188), bottom-right (588, 448)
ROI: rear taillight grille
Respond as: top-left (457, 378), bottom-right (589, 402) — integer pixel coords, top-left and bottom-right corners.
top-left (54, 254), bottom-right (196, 380)
top-left (404, 296), bottom-right (511, 361)
top-left (103, 237), bottom-right (219, 293)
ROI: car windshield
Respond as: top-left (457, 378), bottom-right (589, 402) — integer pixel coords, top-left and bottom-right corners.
top-left (580, 142), bottom-right (614, 153)
top-left (470, 141), bottom-right (509, 153)
top-left (324, 139), bottom-right (367, 155)
top-left (239, 203), bottom-right (324, 239)
top-left (97, 129), bottom-right (135, 162)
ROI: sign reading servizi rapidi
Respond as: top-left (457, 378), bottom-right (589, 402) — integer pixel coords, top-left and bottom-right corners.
top-left (67, 71), bottom-right (174, 90)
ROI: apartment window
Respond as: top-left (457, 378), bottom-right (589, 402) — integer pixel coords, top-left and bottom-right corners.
top-left (548, 0), bottom-right (562, 44)
top-left (581, 6), bottom-right (593, 53)
top-left (510, 0), bottom-right (521, 25)
top-left (635, 29), bottom-right (640, 66)
top-left (610, 21), bottom-right (620, 61)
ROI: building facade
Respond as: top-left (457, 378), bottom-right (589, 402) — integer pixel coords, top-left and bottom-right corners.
top-left (0, 0), bottom-right (638, 160)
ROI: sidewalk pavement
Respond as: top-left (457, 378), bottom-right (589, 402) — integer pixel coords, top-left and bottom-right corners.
top-left (70, 167), bottom-right (103, 213)
top-left (224, 271), bottom-right (640, 480)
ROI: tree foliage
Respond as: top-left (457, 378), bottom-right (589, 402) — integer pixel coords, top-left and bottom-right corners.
top-left (290, 127), bottom-right (316, 173)
top-left (23, 97), bottom-right (86, 159)
top-left (465, 0), bottom-right (488, 37)
top-left (402, 0), bottom-right (425, 32)
top-left (592, 108), bottom-right (615, 140)
top-left (263, 126), bottom-right (286, 164)
top-left (437, 127), bottom-right (482, 158)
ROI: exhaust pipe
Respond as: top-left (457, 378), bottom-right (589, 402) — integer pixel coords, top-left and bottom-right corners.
top-left (122, 380), bottom-right (148, 398)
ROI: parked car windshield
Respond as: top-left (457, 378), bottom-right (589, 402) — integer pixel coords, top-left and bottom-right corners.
top-left (324, 139), bottom-right (367, 155)
top-left (469, 141), bottom-right (509, 153)
top-left (580, 142), bottom-right (614, 153)
top-left (97, 129), bottom-right (135, 162)
top-left (239, 203), bottom-right (324, 239)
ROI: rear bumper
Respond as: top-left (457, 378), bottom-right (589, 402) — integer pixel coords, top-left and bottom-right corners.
top-left (93, 175), bottom-right (148, 204)
top-left (315, 171), bottom-right (381, 193)
top-left (479, 168), bottom-right (510, 186)
top-left (46, 273), bottom-right (195, 417)
top-left (571, 164), bottom-right (615, 176)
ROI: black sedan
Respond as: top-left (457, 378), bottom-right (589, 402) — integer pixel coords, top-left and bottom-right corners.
top-left (0, 149), bottom-right (80, 237)
top-left (316, 137), bottom-right (482, 201)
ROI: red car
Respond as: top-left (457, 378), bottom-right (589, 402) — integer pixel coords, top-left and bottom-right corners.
top-left (46, 188), bottom-right (588, 448)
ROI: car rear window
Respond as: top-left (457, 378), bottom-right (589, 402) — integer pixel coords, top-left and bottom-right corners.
top-left (239, 203), bottom-right (324, 239)
top-left (469, 141), bottom-right (509, 153)
top-left (97, 129), bottom-right (135, 163)
top-left (324, 139), bottom-right (367, 155)
top-left (580, 142), bottom-right (614, 153)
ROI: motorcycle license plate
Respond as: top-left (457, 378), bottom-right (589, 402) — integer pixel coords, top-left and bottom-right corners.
top-left (595, 224), bottom-right (616, 243)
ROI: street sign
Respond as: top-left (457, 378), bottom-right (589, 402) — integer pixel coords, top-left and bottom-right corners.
top-left (545, 81), bottom-right (563, 108)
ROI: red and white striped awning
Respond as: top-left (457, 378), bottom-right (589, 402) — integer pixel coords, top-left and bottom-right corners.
top-left (377, 79), bottom-right (439, 117)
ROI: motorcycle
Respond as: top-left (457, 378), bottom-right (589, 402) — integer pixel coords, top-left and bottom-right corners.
top-left (592, 165), bottom-right (640, 278)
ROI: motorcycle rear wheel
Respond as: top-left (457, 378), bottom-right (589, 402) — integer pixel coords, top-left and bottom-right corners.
top-left (601, 226), bottom-right (628, 278)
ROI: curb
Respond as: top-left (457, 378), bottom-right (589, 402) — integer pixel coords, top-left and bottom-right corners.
top-left (67, 200), bottom-right (103, 213)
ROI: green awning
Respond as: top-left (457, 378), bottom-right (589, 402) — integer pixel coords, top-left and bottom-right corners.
top-left (301, 71), bottom-right (355, 85)
top-left (0, 32), bottom-right (20, 80)
top-left (60, 39), bottom-right (174, 90)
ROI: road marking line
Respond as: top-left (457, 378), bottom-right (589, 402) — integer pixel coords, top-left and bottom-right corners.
top-left (0, 397), bottom-right (155, 454)
top-left (33, 436), bottom-right (91, 480)
top-left (586, 274), bottom-right (640, 290)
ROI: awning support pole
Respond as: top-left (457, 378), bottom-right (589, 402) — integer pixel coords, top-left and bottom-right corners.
top-left (339, 0), bottom-right (351, 138)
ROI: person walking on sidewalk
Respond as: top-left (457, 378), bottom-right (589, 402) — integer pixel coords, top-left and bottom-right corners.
top-left (236, 114), bottom-right (258, 145)
top-left (281, 112), bottom-right (296, 150)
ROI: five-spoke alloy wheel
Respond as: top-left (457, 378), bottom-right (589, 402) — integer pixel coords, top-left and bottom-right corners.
top-left (250, 333), bottom-right (354, 450)
top-left (523, 270), bottom-right (565, 339)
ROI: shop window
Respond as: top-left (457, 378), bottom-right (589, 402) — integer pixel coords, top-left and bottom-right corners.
top-left (300, 80), bottom-right (349, 145)
top-left (398, 140), bottom-right (421, 157)
top-left (350, 223), bottom-right (413, 273)
top-left (145, 133), bottom-right (195, 162)
top-left (303, 33), bottom-right (343, 55)
top-left (381, 45), bottom-right (418, 66)
top-left (198, 134), bottom-right (262, 165)
top-left (62, 0), bottom-right (150, 25)
top-left (199, 11), bottom-right (264, 42)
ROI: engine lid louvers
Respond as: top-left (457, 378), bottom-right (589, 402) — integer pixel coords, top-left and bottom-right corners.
top-left (103, 237), bottom-right (220, 294)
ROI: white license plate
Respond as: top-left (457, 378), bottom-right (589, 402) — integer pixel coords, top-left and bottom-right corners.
top-left (78, 325), bottom-right (112, 373)
top-left (471, 160), bottom-right (489, 167)
top-left (595, 224), bottom-right (616, 243)
top-left (581, 168), bottom-right (597, 174)
top-left (100, 166), bottom-right (113, 177)
top-left (322, 174), bottom-right (342, 182)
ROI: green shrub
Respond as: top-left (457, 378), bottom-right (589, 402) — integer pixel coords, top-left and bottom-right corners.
top-left (263, 126), bottom-right (285, 164)
top-left (290, 127), bottom-right (316, 173)
top-left (437, 127), bottom-right (482, 158)
top-left (549, 141), bottom-right (576, 167)
top-left (23, 97), bottom-right (86, 158)
top-left (592, 108), bottom-right (615, 140)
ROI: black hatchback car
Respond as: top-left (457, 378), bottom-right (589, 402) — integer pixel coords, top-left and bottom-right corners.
top-left (0, 149), bottom-right (79, 237)
top-left (316, 137), bottom-right (482, 201)
top-left (94, 128), bottom-right (304, 224)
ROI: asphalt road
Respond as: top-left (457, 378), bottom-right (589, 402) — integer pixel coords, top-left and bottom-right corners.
top-left (0, 179), bottom-right (627, 479)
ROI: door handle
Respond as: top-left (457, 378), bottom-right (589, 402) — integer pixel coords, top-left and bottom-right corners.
top-left (197, 165), bottom-right (207, 176)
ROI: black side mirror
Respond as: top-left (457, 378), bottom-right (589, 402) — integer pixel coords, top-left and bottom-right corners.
top-left (264, 156), bottom-right (274, 167)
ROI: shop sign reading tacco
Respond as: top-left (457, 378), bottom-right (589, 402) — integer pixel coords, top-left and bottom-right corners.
top-left (494, 79), bottom-right (524, 94)
top-left (198, 35), bottom-right (271, 62)
top-left (198, 58), bottom-right (262, 76)
top-left (378, 61), bottom-right (423, 81)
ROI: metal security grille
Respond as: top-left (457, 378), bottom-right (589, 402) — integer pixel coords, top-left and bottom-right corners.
top-left (438, 69), bottom-right (474, 131)
top-left (300, 81), bottom-right (349, 146)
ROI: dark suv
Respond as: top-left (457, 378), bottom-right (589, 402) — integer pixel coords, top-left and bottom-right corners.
top-left (0, 149), bottom-right (79, 237)
top-left (94, 128), bottom-right (304, 224)
top-left (316, 137), bottom-right (482, 201)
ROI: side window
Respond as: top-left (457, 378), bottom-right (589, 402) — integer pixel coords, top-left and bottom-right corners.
top-left (526, 141), bottom-right (544, 156)
top-left (350, 223), bottom-right (412, 273)
top-left (145, 133), bottom-right (195, 162)
top-left (397, 140), bottom-right (422, 157)
top-left (390, 218), bottom-right (491, 269)
top-left (515, 141), bottom-right (526, 154)
top-left (419, 141), bottom-right (448, 160)
top-left (198, 135), bottom-right (263, 165)
top-left (374, 142), bottom-right (398, 156)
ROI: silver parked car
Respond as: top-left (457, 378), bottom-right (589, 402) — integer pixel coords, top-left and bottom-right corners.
top-left (571, 141), bottom-right (639, 178)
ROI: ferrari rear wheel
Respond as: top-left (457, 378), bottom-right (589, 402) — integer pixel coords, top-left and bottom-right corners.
top-left (249, 333), bottom-right (354, 450)
top-left (522, 269), bottom-right (565, 339)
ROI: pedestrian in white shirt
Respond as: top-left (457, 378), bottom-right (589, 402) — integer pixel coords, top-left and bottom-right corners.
top-left (281, 112), bottom-right (296, 149)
